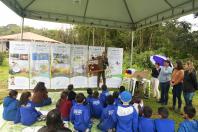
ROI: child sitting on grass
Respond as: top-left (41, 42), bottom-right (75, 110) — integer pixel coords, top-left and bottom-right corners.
top-left (15, 91), bottom-right (43, 126)
top-left (154, 107), bottom-right (175, 132)
top-left (38, 109), bottom-right (72, 132)
top-left (113, 91), bottom-right (120, 106)
top-left (178, 106), bottom-right (198, 132)
top-left (32, 82), bottom-right (52, 107)
top-left (98, 95), bottom-right (116, 132)
top-left (138, 106), bottom-right (155, 132)
top-left (132, 96), bottom-right (144, 115)
top-left (86, 88), bottom-right (93, 105)
top-left (56, 91), bottom-right (72, 121)
top-left (70, 93), bottom-right (92, 132)
top-left (90, 91), bottom-right (103, 118)
top-left (100, 84), bottom-right (110, 107)
top-left (3, 90), bottom-right (19, 121)
top-left (67, 84), bottom-right (77, 106)
top-left (113, 91), bottom-right (138, 132)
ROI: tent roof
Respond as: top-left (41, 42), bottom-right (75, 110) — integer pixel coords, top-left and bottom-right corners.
top-left (1, 0), bottom-right (198, 30)
top-left (0, 32), bottom-right (61, 43)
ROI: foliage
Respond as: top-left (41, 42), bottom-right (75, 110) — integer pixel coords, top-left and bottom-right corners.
top-left (0, 52), bottom-right (5, 65)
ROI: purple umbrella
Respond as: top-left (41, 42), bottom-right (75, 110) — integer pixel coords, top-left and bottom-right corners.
top-left (150, 55), bottom-right (167, 66)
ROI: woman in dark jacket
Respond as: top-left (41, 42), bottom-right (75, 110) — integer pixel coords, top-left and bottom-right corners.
top-left (183, 61), bottom-right (197, 106)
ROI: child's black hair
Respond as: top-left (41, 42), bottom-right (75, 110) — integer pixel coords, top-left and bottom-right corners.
top-left (106, 95), bottom-right (114, 105)
top-left (68, 84), bottom-right (74, 91)
top-left (76, 93), bottom-right (85, 103)
top-left (33, 82), bottom-right (47, 92)
top-left (143, 106), bottom-right (152, 118)
top-left (101, 84), bottom-right (107, 91)
top-left (119, 86), bottom-right (125, 93)
top-left (184, 106), bottom-right (196, 119)
top-left (9, 90), bottom-right (18, 98)
top-left (87, 88), bottom-right (93, 96)
top-left (158, 107), bottom-right (169, 119)
top-left (93, 91), bottom-right (99, 98)
top-left (113, 91), bottom-right (119, 99)
top-left (19, 91), bottom-right (31, 106)
top-left (56, 91), bottom-right (69, 108)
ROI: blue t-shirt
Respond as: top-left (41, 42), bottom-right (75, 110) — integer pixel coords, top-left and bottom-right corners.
top-left (113, 104), bottom-right (138, 132)
top-left (3, 96), bottom-right (19, 121)
top-left (100, 90), bottom-right (110, 107)
top-left (89, 98), bottom-right (103, 118)
top-left (154, 118), bottom-right (175, 132)
top-left (138, 117), bottom-right (155, 132)
top-left (99, 104), bottom-right (116, 131)
top-left (178, 119), bottom-right (198, 132)
top-left (70, 104), bottom-right (92, 131)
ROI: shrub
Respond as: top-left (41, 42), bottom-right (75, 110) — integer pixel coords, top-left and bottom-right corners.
top-left (0, 52), bottom-right (5, 65)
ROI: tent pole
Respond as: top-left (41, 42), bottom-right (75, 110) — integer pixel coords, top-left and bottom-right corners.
top-left (20, 17), bottom-right (24, 40)
top-left (104, 29), bottom-right (107, 47)
top-left (130, 31), bottom-right (134, 66)
top-left (92, 27), bottom-right (95, 46)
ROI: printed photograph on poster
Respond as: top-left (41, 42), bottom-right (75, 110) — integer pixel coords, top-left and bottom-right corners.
top-left (88, 46), bottom-right (105, 87)
top-left (8, 41), bottom-right (30, 89)
top-left (30, 42), bottom-right (50, 89)
top-left (51, 44), bottom-right (70, 89)
top-left (106, 47), bottom-right (123, 88)
top-left (70, 45), bottom-right (88, 88)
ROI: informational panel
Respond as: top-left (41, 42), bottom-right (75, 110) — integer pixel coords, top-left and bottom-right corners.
top-left (8, 41), bottom-right (30, 89)
top-left (106, 47), bottom-right (123, 88)
top-left (51, 44), bottom-right (70, 89)
top-left (70, 45), bottom-right (88, 88)
top-left (88, 46), bottom-right (105, 88)
top-left (30, 42), bottom-right (51, 89)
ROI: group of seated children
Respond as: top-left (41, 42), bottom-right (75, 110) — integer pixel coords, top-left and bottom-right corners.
top-left (3, 82), bottom-right (198, 132)
top-left (3, 82), bottom-right (52, 125)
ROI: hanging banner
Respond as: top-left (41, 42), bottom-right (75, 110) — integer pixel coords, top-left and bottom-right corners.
top-left (51, 44), bottom-right (70, 89)
top-left (106, 47), bottom-right (123, 88)
top-left (70, 45), bottom-right (88, 88)
top-left (8, 41), bottom-right (30, 89)
top-left (88, 46), bottom-right (105, 88)
top-left (30, 42), bottom-right (51, 89)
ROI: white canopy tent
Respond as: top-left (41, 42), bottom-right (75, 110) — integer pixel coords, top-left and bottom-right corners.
top-left (1, 0), bottom-right (198, 65)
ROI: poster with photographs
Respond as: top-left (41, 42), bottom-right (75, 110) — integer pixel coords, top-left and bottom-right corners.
top-left (70, 45), bottom-right (88, 88)
top-left (30, 42), bottom-right (51, 89)
top-left (106, 47), bottom-right (123, 88)
top-left (51, 44), bottom-right (70, 89)
top-left (8, 41), bottom-right (30, 89)
top-left (88, 46), bottom-right (105, 87)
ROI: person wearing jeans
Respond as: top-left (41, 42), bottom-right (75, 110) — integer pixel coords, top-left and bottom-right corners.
top-left (158, 60), bottom-right (173, 105)
top-left (183, 61), bottom-right (197, 106)
top-left (151, 63), bottom-right (161, 100)
top-left (171, 60), bottom-right (184, 111)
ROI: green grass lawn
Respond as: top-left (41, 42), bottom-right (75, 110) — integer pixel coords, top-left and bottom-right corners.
top-left (0, 59), bottom-right (198, 131)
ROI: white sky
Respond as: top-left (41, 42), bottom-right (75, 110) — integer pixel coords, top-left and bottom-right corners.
top-left (0, 1), bottom-right (198, 31)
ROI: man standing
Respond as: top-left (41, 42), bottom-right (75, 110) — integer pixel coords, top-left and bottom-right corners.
top-left (97, 52), bottom-right (109, 88)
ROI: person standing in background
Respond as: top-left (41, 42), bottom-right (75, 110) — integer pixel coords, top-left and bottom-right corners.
top-left (171, 60), bottom-right (184, 112)
top-left (183, 61), bottom-right (197, 107)
top-left (158, 60), bottom-right (173, 105)
top-left (151, 63), bottom-right (161, 100)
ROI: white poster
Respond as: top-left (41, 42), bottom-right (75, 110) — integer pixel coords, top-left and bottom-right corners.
top-left (88, 46), bottom-right (105, 88)
top-left (30, 42), bottom-right (51, 89)
top-left (106, 47), bottom-right (123, 88)
top-left (51, 44), bottom-right (70, 89)
top-left (70, 45), bottom-right (88, 88)
top-left (8, 41), bottom-right (30, 89)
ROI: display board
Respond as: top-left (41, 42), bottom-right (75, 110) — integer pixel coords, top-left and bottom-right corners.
top-left (8, 41), bottom-right (123, 89)
top-left (8, 41), bottom-right (30, 89)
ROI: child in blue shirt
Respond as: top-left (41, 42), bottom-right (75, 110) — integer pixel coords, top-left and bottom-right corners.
top-left (113, 91), bottom-right (138, 132)
top-left (178, 106), bottom-right (198, 132)
top-left (98, 95), bottom-right (116, 132)
top-left (15, 92), bottom-right (43, 126)
top-left (3, 90), bottom-right (19, 121)
top-left (90, 91), bottom-right (103, 118)
top-left (100, 84), bottom-right (110, 107)
top-left (113, 91), bottom-right (120, 106)
top-left (86, 88), bottom-right (93, 105)
top-left (154, 107), bottom-right (175, 132)
top-left (138, 106), bottom-right (155, 132)
top-left (70, 93), bottom-right (92, 132)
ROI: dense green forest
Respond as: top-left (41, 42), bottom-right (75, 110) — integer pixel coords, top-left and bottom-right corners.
top-left (0, 20), bottom-right (198, 70)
